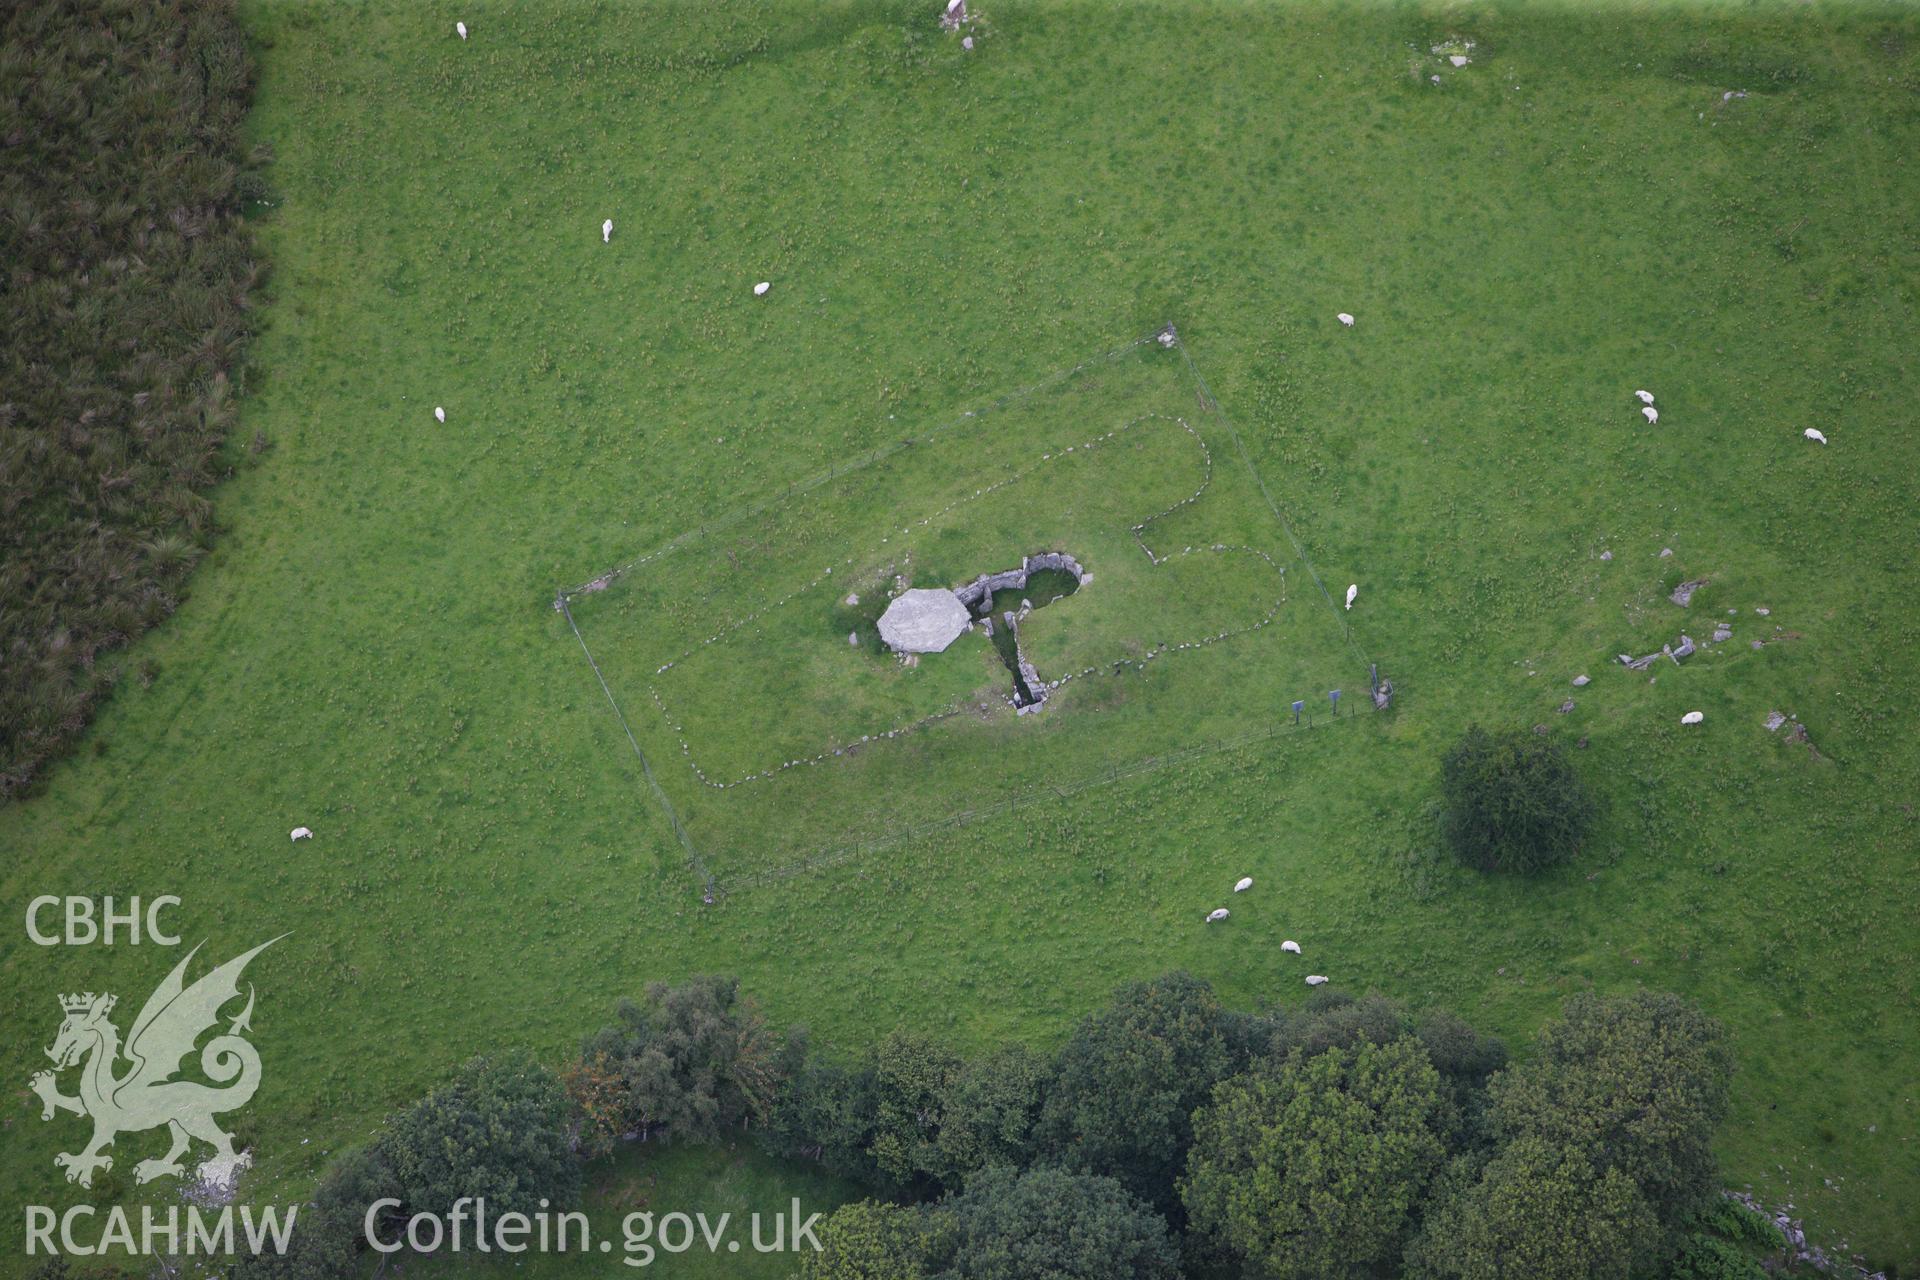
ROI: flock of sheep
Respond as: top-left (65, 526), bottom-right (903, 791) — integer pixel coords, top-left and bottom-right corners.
top-left (1635, 386), bottom-right (1831, 445)
top-left (1205, 877), bottom-right (1326, 985)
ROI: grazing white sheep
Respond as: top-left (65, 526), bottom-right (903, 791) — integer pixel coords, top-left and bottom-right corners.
top-left (1642, 406), bottom-right (1659, 424)
top-left (1206, 908), bottom-right (1230, 923)
top-left (1305, 975), bottom-right (1328, 986)
top-left (1804, 428), bottom-right (1827, 445)
top-left (433, 406), bottom-right (445, 423)
top-left (1345, 583), bottom-right (1358, 610)
top-left (1234, 877), bottom-right (1253, 893)
top-left (602, 218), bottom-right (613, 243)
top-left (753, 281), bottom-right (771, 296)
top-left (290, 827), bottom-right (313, 842)
top-left (455, 21), bottom-right (467, 40)
top-left (1634, 390), bottom-right (1655, 405)
top-left (1281, 940), bottom-right (1302, 954)
top-left (1336, 312), bottom-right (1355, 327)
top-left (1681, 710), bottom-right (1704, 725)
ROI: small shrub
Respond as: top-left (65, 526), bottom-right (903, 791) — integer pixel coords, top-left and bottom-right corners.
top-left (1667, 1232), bottom-right (1767, 1280)
top-left (1438, 725), bottom-right (1596, 873)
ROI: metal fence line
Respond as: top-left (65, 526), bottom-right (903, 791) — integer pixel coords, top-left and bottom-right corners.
top-left (559, 594), bottom-right (714, 896)
top-left (558, 332), bottom-right (1158, 601)
top-left (1173, 329), bottom-right (1374, 676)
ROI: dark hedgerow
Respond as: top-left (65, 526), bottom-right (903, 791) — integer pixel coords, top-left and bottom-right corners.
top-left (1439, 726), bottom-right (1597, 873)
top-left (0, 0), bottom-right (270, 801)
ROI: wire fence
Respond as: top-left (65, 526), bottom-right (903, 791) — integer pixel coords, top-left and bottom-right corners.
top-left (557, 332), bottom-right (1158, 603)
top-left (558, 594), bottom-right (715, 897)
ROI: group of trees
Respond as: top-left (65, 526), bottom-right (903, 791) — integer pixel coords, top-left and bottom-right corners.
top-left (231, 1050), bottom-right (578, 1278)
top-left (778, 977), bottom-right (1757, 1280)
top-left (226, 972), bottom-right (1763, 1280)
top-left (1, 0), bottom-right (270, 799)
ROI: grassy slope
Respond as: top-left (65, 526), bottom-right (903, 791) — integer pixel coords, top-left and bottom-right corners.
top-left (2, 0), bottom-right (1916, 1270)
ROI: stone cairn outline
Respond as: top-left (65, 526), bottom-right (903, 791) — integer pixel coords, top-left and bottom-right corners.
top-left (646, 412), bottom-right (1288, 790)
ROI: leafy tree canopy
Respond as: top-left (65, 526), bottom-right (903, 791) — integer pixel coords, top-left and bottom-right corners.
top-left (1487, 992), bottom-right (1733, 1226)
top-left (938, 1166), bottom-right (1180, 1280)
top-left (575, 975), bottom-right (786, 1150)
top-left (1183, 1036), bottom-right (1451, 1280)
top-left (796, 1199), bottom-right (958, 1280)
top-left (1439, 725), bottom-right (1597, 873)
top-left (379, 1050), bottom-right (579, 1220)
top-left (1409, 1137), bottom-right (1660, 1280)
top-left (1036, 971), bottom-right (1244, 1216)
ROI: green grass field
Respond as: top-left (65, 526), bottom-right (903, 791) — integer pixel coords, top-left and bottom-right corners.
top-left (3, 0), bottom-right (1917, 1271)
top-left (569, 338), bottom-right (1360, 882)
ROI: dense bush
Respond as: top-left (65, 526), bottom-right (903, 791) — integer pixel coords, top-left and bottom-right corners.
top-left (926, 1042), bottom-right (1048, 1183)
top-left (1034, 972), bottom-right (1246, 1217)
top-left (797, 1200), bottom-right (958, 1280)
top-left (1408, 1135), bottom-right (1659, 1280)
top-left (379, 1050), bottom-right (580, 1220)
top-left (1184, 1037), bottom-right (1452, 1280)
top-left (937, 1166), bottom-right (1181, 1280)
top-left (1408, 993), bottom-right (1735, 1280)
top-left (1438, 725), bottom-right (1597, 872)
top-left (1666, 1232), bottom-right (1769, 1280)
top-left (0, 0), bottom-right (270, 800)
top-left (569, 975), bottom-right (791, 1154)
top-left (800, 1169), bottom-right (1177, 1280)
top-left (1485, 991), bottom-right (1733, 1228)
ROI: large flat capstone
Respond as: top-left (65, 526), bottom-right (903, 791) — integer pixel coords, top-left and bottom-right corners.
top-left (877, 589), bottom-right (973, 654)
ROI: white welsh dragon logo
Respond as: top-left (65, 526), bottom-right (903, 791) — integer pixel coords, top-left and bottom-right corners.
top-left (30, 937), bottom-right (283, 1189)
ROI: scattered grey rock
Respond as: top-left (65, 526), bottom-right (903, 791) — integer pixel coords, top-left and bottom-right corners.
top-left (1659, 547), bottom-right (1674, 558)
top-left (1572, 674), bottom-right (1590, 687)
top-left (1672, 635), bottom-right (1696, 661)
top-left (1599, 550), bottom-right (1613, 561)
top-left (1558, 699), bottom-right (1576, 714)
top-left (1764, 711), bottom-right (1786, 732)
top-left (1712, 625), bottom-right (1733, 643)
top-left (1751, 640), bottom-right (1765, 651)
top-left (1670, 578), bottom-right (1709, 607)
top-left (845, 592), bottom-right (860, 606)
top-left (1755, 606), bottom-right (1770, 616)
top-left (1533, 724), bottom-right (1550, 735)
top-left (848, 630), bottom-right (859, 646)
